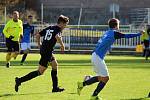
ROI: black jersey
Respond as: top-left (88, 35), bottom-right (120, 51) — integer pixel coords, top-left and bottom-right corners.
top-left (39, 25), bottom-right (61, 53)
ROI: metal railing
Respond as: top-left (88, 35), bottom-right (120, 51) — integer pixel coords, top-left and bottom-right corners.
top-left (0, 24), bottom-right (141, 51)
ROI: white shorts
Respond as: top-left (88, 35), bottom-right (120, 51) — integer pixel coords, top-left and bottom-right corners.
top-left (91, 52), bottom-right (109, 77)
top-left (21, 43), bottom-right (31, 50)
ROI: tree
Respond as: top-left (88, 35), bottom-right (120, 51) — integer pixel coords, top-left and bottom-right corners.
top-left (0, 0), bottom-right (23, 13)
top-left (0, 0), bottom-right (21, 8)
top-left (0, 0), bottom-right (39, 23)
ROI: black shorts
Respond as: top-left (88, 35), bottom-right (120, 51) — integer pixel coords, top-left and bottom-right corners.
top-left (6, 38), bottom-right (19, 52)
top-left (39, 52), bottom-right (55, 68)
top-left (144, 40), bottom-right (149, 48)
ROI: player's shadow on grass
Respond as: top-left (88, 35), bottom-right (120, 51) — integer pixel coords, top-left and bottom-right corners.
top-left (0, 61), bottom-right (38, 66)
top-left (0, 92), bottom-right (51, 97)
top-left (67, 92), bottom-right (77, 95)
top-left (0, 93), bottom-right (14, 97)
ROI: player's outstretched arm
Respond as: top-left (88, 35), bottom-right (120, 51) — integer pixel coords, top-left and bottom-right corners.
top-left (55, 34), bottom-right (65, 52)
top-left (114, 31), bottom-right (142, 39)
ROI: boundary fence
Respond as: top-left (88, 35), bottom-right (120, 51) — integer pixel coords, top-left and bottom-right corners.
top-left (0, 25), bottom-right (141, 51)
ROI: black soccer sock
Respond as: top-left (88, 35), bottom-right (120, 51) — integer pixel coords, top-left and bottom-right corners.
top-left (51, 70), bottom-right (58, 89)
top-left (92, 81), bottom-right (106, 96)
top-left (143, 49), bottom-right (146, 56)
top-left (83, 76), bottom-right (99, 86)
top-left (21, 54), bottom-right (27, 63)
top-left (19, 70), bottom-right (41, 83)
top-left (145, 49), bottom-right (149, 60)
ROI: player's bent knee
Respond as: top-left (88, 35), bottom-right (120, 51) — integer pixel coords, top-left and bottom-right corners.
top-left (52, 60), bottom-right (58, 66)
top-left (37, 70), bottom-right (42, 76)
top-left (38, 69), bottom-right (45, 75)
top-left (98, 76), bottom-right (109, 83)
top-left (51, 60), bottom-right (58, 69)
top-left (38, 65), bottom-right (47, 75)
top-left (104, 77), bottom-right (109, 83)
top-left (106, 76), bottom-right (109, 81)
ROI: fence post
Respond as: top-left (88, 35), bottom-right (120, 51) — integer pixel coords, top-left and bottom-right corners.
top-left (41, 3), bottom-right (43, 24)
top-left (4, 7), bottom-right (7, 24)
top-left (68, 28), bottom-right (71, 51)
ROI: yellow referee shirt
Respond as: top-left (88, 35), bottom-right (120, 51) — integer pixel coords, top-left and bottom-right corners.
top-left (3, 19), bottom-right (23, 42)
top-left (141, 29), bottom-right (149, 41)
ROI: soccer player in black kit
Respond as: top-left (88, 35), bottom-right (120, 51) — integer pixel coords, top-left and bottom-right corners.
top-left (15, 15), bottom-right (69, 92)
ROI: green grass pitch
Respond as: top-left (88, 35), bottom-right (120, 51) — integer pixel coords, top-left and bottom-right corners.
top-left (0, 53), bottom-right (150, 100)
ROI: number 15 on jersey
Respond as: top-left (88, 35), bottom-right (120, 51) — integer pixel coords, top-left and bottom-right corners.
top-left (44, 29), bottom-right (54, 40)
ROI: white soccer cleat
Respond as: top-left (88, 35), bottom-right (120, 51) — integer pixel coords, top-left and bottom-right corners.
top-left (84, 75), bottom-right (93, 81)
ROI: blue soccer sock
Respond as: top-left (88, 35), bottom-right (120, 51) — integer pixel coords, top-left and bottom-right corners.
top-left (92, 81), bottom-right (106, 96)
top-left (83, 76), bottom-right (99, 86)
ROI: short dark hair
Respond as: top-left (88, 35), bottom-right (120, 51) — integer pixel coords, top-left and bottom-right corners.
top-left (28, 15), bottom-right (33, 18)
top-left (13, 11), bottom-right (19, 15)
top-left (57, 15), bottom-right (69, 24)
top-left (108, 18), bottom-right (119, 28)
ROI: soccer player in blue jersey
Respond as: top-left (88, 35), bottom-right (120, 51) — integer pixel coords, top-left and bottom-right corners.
top-left (77, 18), bottom-right (142, 100)
top-left (20, 15), bottom-right (34, 65)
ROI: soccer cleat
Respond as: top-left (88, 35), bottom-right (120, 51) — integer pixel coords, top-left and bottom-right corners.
top-left (90, 96), bottom-right (102, 100)
top-left (77, 82), bottom-right (84, 95)
top-left (15, 77), bottom-right (21, 92)
top-left (146, 56), bottom-right (148, 60)
top-left (148, 92), bottom-right (150, 98)
top-left (20, 62), bottom-right (24, 65)
top-left (52, 87), bottom-right (65, 92)
top-left (6, 63), bottom-right (10, 68)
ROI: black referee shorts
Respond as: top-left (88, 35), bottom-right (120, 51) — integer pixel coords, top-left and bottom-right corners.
top-left (6, 38), bottom-right (19, 52)
top-left (144, 40), bottom-right (149, 48)
top-left (39, 52), bottom-right (55, 68)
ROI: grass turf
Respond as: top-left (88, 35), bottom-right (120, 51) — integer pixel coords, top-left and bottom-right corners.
top-left (0, 53), bottom-right (150, 100)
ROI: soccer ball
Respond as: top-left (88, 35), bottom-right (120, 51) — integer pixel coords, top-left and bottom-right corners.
top-left (83, 75), bottom-right (93, 81)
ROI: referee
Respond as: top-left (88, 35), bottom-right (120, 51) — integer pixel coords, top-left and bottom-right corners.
top-left (3, 11), bottom-right (23, 68)
top-left (141, 25), bottom-right (150, 60)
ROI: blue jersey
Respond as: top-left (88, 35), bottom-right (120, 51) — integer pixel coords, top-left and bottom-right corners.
top-left (93, 29), bottom-right (141, 60)
top-left (21, 23), bottom-right (34, 43)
